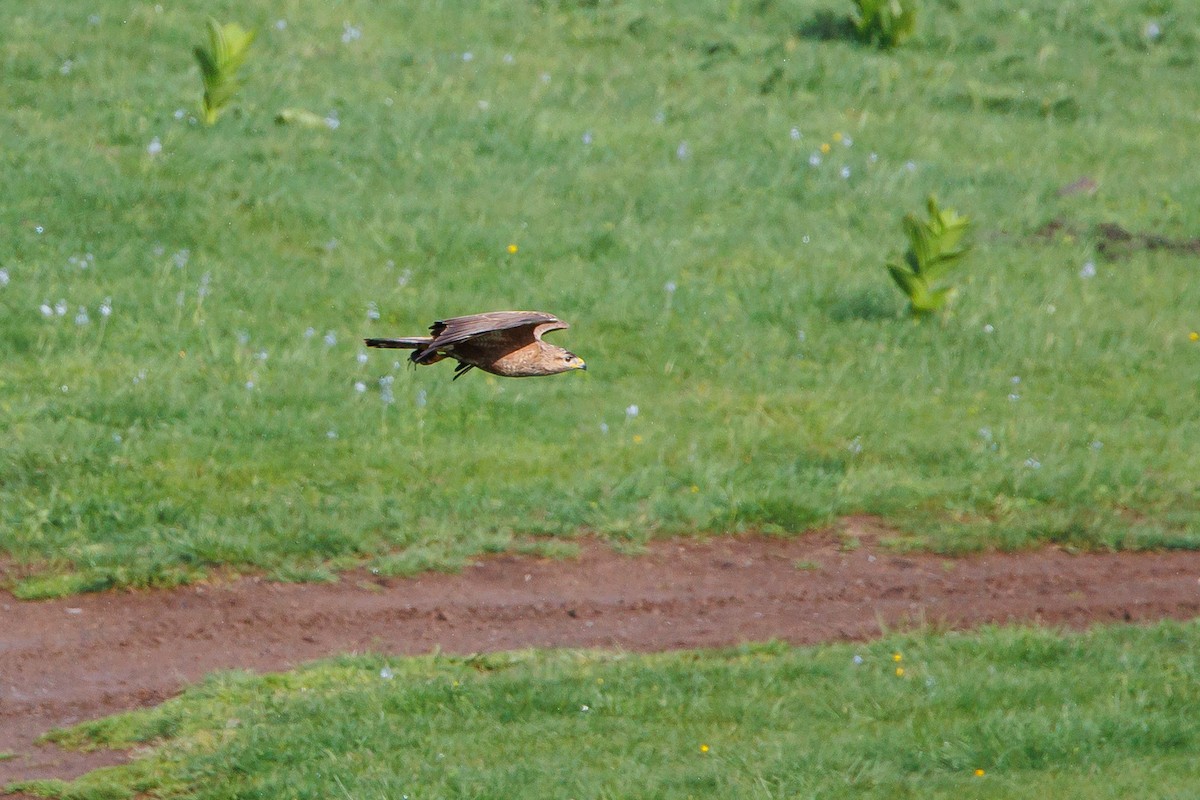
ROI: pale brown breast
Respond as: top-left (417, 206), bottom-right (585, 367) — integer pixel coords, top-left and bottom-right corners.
top-left (486, 342), bottom-right (552, 376)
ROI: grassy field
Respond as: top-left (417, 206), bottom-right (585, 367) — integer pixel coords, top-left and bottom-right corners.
top-left (3, 0), bottom-right (1199, 596)
top-left (11, 621), bottom-right (1200, 799)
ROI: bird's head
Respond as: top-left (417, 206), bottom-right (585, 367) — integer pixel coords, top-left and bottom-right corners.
top-left (559, 350), bottom-right (587, 373)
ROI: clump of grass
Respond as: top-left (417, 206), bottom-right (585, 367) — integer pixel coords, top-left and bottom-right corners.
top-left (885, 195), bottom-right (971, 315)
top-left (851, 0), bottom-right (918, 49)
top-left (194, 18), bottom-right (256, 124)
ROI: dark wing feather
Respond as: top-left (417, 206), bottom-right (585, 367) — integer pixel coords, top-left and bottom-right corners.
top-left (427, 311), bottom-right (564, 349)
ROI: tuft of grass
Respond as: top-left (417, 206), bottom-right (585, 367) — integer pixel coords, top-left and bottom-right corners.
top-left (13, 622), bottom-right (1200, 799)
top-left (2, 0), bottom-right (1200, 596)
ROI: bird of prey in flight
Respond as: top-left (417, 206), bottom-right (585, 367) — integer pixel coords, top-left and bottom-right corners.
top-left (365, 311), bottom-right (587, 380)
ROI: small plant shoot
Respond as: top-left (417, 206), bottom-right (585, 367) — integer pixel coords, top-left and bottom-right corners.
top-left (194, 18), bottom-right (256, 124)
top-left (886, 195), bottom-right (972, 315)
top-left (851, 0), bottom-right (918, 49)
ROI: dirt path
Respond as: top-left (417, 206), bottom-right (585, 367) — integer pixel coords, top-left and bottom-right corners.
top-left (3, 518), bottom-right (1200, 787)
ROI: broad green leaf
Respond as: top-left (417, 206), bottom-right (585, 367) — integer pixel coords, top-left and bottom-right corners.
top-left (902, 213), bottom-right (934, 273)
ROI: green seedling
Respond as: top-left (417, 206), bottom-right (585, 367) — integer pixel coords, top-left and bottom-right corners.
top-left (194, 18), bottom-right (256, 124)
top-left (886, 195), bottom-right (972, 315)
top-left (851, 0), bottom-right (918, 49)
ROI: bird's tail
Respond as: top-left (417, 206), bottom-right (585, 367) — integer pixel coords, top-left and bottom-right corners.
top-left (364, 337), bottom-right (430, 350)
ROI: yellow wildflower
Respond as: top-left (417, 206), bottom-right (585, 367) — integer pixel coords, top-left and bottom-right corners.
top-left (1189, 331), bottom-right (1198, 342)
top-left (506, 243), bottom-right (519, 254)
top-left (700, 744), bottom-right (710, 753)
top-left (819, 142), bottom-right (831, 154)
top-left (974, 769), bottom-right (985, 777)
top-left (895, 667), bottom-right (905, 677)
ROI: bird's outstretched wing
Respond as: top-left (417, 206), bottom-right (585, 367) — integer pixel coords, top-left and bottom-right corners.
top-left (426, 311), bottom-right (567, 350)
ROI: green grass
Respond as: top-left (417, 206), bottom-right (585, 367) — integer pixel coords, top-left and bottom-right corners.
top-left (13, 621), bottom-right (1200, 799)
top-left (3, 1), bottom-right (1200, 596)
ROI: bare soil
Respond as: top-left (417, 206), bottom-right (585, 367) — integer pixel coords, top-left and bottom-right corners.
top-left (3, 517), bottom-right (1200, 788)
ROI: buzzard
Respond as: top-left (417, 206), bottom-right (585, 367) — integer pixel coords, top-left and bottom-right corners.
top-left (364, 311), bottom-right (587, 379)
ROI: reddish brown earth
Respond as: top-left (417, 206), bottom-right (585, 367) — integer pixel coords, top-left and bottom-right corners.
top-left (3, 517), bottom-right (1200, 789)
